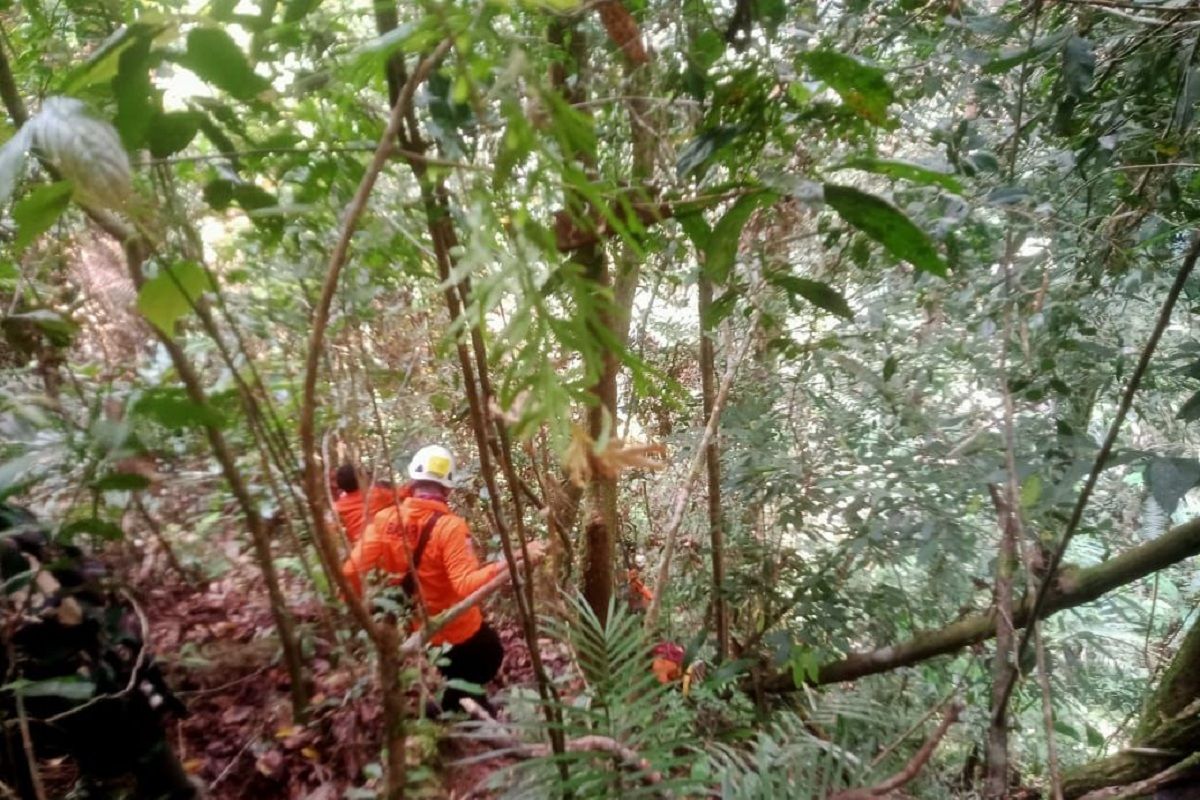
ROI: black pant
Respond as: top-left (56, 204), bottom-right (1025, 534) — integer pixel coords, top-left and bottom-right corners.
top-left (439, 622), bottom-right (504, 715)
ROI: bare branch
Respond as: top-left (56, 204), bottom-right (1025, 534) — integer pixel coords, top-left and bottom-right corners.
top-left (644, 310), bottom-right (761, 631)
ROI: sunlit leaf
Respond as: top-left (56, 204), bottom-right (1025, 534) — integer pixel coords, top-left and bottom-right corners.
top-left (61, 24), bottom-right (165, 92)
top-left (6, 678), bottom-right (96, 700)
top-left (13, 181), bottom-right (73, 254)
top-left (136, 261), bottom-right (213, 335)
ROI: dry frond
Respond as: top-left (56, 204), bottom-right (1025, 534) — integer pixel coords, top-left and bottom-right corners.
top-left (563, 427), bottom-right (666, 486)
top-left (488, 391), bottom-right (529, 426)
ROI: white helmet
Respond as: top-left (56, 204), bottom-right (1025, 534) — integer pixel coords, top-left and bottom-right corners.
top-left (407, 444), bottom-right (457, 488)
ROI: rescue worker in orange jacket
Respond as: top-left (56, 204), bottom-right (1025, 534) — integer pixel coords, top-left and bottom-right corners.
top-left (331, 464), bottom-right (410, 544)
top-left (342, 445), bottom-right (544, 715)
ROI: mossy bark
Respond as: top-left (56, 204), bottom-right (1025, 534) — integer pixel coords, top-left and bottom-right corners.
top-left (1062, 618), bottom-right (1200, 798)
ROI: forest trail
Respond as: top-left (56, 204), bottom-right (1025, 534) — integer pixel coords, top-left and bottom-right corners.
top-left (131, 525), bottom-right (553, 799)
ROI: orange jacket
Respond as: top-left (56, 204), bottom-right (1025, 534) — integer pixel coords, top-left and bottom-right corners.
top-left (334, 484), bottom-right (409, 543)
top-left (342, 496), bottom-right (502, 645)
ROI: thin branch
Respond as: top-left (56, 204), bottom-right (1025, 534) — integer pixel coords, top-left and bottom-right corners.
top-left (457, 698), bottom-right (665, 787)
top-left (644, 310), bottom-right (761, 631)
top-left (396, 558), bottom-right (529, 657)
top-left (829, 704), bottom-right (962, 800)
top-left (44, 588), bottom-right (149, 723)
top-left (870, 689), bottom-right (961, 769)
top-left (1077, 751), bottom-right (1200, 800)
top-left (994, 230), bottom-right (1200, 722)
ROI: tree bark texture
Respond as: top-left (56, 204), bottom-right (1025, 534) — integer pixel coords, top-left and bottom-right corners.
top-left (698, 275), bottom-right (728, 662)
top-left (986, 486), bottom-right (1018, 799)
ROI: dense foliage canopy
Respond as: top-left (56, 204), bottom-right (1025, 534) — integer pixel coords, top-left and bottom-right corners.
top-left (4, 0), bottom-right (1200, 797)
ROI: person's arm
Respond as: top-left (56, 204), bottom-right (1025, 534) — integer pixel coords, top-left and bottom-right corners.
top-left (440, 518), bottom-right (504, 597)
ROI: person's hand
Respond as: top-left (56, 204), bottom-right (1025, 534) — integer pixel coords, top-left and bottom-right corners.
top-left (524, 540), bottom-right (548, 564)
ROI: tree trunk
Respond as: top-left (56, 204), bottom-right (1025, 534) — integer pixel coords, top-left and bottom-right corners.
top-left (698, 276), bottom-right (728, 662)
top-left (1062, 616), bottom-right (1200, 798)
top-left (761, 512), bottom-right (1200, 691)
top-left (986, 485), bottom-right (1019, 799)
top-left (545, 19), bottom-right (621, 624)
top-left (378, 619), bottom-right (408, 800)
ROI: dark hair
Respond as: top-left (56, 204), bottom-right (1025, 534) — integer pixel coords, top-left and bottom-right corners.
top-left (335, 464), bottom-right (359, 493)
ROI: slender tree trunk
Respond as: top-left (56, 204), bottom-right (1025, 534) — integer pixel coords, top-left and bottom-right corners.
top-left (546, 19), bottom-right (622, 624)
top-left (698, 276), bottom-right (728, 662)
top-left (378, 619), bottom-right (407, 800)
top-left (583, 244), bottom-right (620, 625)
top-left (986, 485), bottom-right (1018, 799)
top-left (126, 248), bottom-right (310, 721)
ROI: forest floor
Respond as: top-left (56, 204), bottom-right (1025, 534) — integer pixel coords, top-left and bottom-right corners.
top-left (125, 523), bottom-right (558, 799)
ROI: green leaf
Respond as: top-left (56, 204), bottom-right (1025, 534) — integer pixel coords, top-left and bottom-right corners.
top-left (61, 24), bottom-right (164, 93)
top-left (1, 309), bottom-right (78, 346)
top-left (132, 388), bottom-right (226, 429)
top-left (13, 181), bottom-right (73, 254)
top-left (1177, 389), bottom-right (1200, 422)
top-left (983, 30), bottom-right (1069, 75)
top-left (799, 50), bottom-right (895, 126)
top-left (283, 0), bottom-right (322, 23)
top-left (182, 28), bottom-right (270, 101)
top-left (789, 645), bottom-right (820, 686)
top-left (1085, 723), bottom-right (1105, 749)
top-left (1020, 474), bottom-right (1042, 510)
top-left (1146, 457), bottom-right (1200, 516)
top-left (146, 111), bottom-right (204, 158)
top-left (1054, 720), bottom-right (1081, 742)
top-left (677, 211), bottom-right (712, 251)
top-left (60, 518), bottom-right (124, 541)
top-left (0, 453), bottom-right (40, 498)
top-left (769, 274), bottom-right (853, 319)
top-left (691, 29), bottom-right (724, 69)
top-left (6, 678), bottom-right (96, 700)
top-left (823, 184), bottom-right (947, 276)
top-left (112, 36), bottom-right (155, 150)
top-left (831, 156), bottom-right (962, 192)
top-left (703, 288), bottom-right (740, 329)
top-left (882, 355), bottom-right (897, 382)
top-left (676, 125), bottom-right (742, 179)
top-left (705, 192), bottom-right (777, 283)
top-left (92, 472), bottom-right (151, 492)
top-left (136, 261), bottom-right (213, 335)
